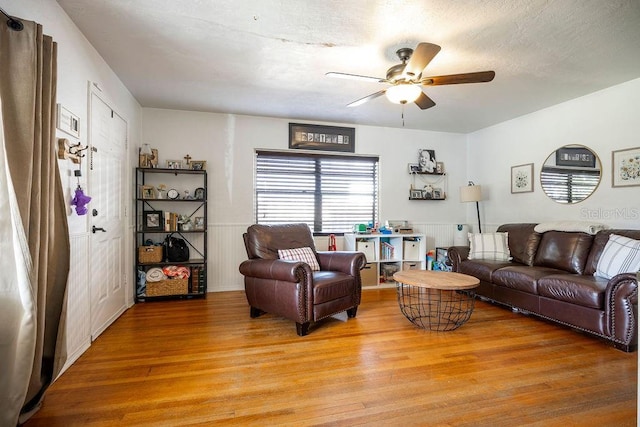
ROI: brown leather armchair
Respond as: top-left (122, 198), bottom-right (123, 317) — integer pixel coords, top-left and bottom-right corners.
top-left (239, 223), bottom-right (367, 336)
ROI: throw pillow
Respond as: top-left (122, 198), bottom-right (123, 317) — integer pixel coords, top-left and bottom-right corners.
top-left (278, 247), bottom-right (320, 271)
top-left (468, 232), bottom-right (511, 261)
top-left (595, 234), bottom-right (640, 279)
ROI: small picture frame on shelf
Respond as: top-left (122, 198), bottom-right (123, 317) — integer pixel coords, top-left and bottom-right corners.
top-left (408, 163), bottom-right (420, 173)
top-left (166, 160), bottom-right (183, 169)
top-left (190, 160), bottom-right (206, 170)
top-left (140, 185), bottom-right (156, 199)
top-left (410, 189), bottom-right (423, 199)
top-left (433, 188), bottom-right (443, 199)
top-left (143, 211), bottom-right (163, 231)
top-left (436, 162), bottom-right (444, 174)
top-left (194, 187), bottom-right (206, 200)
top-left (194, 217), bottom-right (205, 230)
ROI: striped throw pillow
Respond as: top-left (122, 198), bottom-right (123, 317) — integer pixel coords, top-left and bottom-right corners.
top-left (468, 232), bottom-right (511, 261)
top-left (278, 247), bottom-right (320, 271)
top-left (595, 234), bottom-right (640, 279)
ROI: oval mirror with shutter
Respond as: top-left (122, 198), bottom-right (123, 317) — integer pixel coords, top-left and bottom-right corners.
top-left (540, 145), bottom-right (601, 204)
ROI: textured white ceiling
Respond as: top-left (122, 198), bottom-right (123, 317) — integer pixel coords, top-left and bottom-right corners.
top-left (57, 0), bottom-right (640, 132)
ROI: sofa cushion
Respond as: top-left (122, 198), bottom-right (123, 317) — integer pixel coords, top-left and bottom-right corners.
top-left (533, 231), bottom-right (593, 274)
top-left (497, 223), bottom-right (541, 266)
top-left (538, 274), bottom-right (608, 309)
top-left (585, 229), bottom-right (640, 275)
top-left (460, 259), bottom-right (514, 282)
top-left (595, 234), bottom-right (640, 279)
top-left (278, 247), bottom-right (320, 271)
top-left (492, 266), bottom-right (569, 294)
top-left (468, 232), bottom-right (511, 261)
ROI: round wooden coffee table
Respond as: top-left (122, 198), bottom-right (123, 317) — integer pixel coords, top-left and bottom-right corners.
top-left (393, 270), bottom-right (480, 331)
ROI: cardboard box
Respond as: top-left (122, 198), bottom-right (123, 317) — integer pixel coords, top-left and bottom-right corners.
top-left (360, 263), bottom-right (378, 286)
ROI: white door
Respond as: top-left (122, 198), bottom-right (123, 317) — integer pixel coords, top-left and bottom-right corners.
top-left (89, 91), bottom-right (127, 340)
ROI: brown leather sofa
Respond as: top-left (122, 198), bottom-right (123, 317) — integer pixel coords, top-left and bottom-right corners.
top-left (448, 224), bottom-right (639, 352)
top-left (239, 223), bottom-right (367, 336)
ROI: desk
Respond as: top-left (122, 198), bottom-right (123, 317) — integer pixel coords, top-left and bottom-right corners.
top-left (393, 270), bottom-right (479, 331)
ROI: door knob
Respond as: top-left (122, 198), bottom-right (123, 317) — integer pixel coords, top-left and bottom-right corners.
top-left (92, 226), bottom-right (106, 233)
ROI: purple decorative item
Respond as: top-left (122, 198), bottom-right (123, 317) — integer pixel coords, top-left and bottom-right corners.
top-left (71, 186), bottom-right (92, 215)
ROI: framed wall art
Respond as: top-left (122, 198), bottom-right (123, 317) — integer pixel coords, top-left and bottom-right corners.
top-left (612, 147), bottom-right (640, 187)
top-left (56, 104), bottom-right (80, 138)
top-left (555, 146), bottom-right (596, 168)
top-left (289, 123), bottom-right (355, 152)
top-left (511, 163), bottom-right (534, 193)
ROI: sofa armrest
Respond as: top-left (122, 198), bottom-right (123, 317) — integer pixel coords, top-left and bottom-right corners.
top-left (239, 258), bottom-right (310, 283)
top-left (316, 251), bottom-right (367, 276)
top-left (447, 246), bottom-right (470, 272)
top-left (605, 272), bottom-right (638, 349)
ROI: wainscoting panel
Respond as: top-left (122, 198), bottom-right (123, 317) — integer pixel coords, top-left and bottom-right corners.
top-left (206, 223), bottom-right (472, 292)
top-left (58, 234), bottom-right (91, 376)
top-left (208, 224), bottom-right (250, 292)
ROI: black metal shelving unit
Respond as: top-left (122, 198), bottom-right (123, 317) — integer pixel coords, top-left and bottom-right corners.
top-left (135, 167), bottom-right (208, 301)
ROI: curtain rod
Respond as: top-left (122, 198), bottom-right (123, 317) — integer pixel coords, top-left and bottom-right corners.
top-left (0, 6), bottom-right (23, 31)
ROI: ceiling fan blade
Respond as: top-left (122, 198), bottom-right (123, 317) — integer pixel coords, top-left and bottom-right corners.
top-left (403, 43), bottom-right (441, 80)
top-left (414, 91), bottom-right (436, 110)
top-left (347, 90), bottom-right (387, 107)
top-left (326, 72), bottom-right (385, 84)
top-left (421, 71), bottom-right (496, 85)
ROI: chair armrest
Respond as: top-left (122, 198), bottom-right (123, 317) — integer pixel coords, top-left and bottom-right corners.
top-left (605, 272), bottom-right (638, 348)
top-left (447, 246), bottom-right (470, 272)
top-left (239, 258), bottom-right (310, 283)
top-left (317, 251), bottom-right (367, 276)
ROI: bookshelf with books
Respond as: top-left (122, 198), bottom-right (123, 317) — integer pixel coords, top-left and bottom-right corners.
top-left (135, 167), bottom-right (208, 301)
top-left (344, 233), bottom-right (426, 288)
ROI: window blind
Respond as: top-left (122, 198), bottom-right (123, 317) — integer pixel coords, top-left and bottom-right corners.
top-left (255, 150), bottom-right (379, 233)
top-left (540, 167), bottom-right (600, 203)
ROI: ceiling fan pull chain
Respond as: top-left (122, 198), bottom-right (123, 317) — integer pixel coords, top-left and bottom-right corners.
top-left (402, 105), bottom-right (405, 127)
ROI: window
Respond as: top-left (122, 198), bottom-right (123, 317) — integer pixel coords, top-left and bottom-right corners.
top-left (540, 167), bottom-right (600, 203)
top-left (255, 150), bottom-right (379, 234)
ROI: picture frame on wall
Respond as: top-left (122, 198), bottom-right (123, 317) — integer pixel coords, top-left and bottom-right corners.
top-left (511, 163), bottom-right (534, 193)
top-left (289, 123), bottom-right (355, 152)
top-left (555, 146), bottom-right (596, 168)
top-left (612, 147), bottom-right (640, 187)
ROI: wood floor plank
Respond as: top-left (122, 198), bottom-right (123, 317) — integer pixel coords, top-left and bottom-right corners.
top-left (24, 289), bottom-right (637, 426)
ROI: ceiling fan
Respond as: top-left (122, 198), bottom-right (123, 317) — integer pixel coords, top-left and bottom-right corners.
top-left (326, 42), bottom-right (495, 110)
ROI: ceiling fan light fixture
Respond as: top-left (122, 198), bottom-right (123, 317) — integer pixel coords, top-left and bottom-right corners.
top-left (385, 84), bottom-right (421, 104)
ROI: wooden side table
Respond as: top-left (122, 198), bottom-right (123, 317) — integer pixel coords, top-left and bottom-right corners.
top-left (393, 270), bottom-right (480, 331)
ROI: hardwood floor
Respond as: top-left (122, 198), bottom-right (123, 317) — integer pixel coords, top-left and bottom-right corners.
top-left (25, 289), bottom-right (637, 426)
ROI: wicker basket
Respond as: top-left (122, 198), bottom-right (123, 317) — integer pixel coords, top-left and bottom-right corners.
top-left (146, 278), bottom-right (188, 296)
top-left (138, 246), bottom-right (163, 264)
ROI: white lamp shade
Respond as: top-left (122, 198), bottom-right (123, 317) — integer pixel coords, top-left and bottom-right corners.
top-left (385, 84), bottom-right (421, 104)
top-left (460, 185), bottom-right (482, 202)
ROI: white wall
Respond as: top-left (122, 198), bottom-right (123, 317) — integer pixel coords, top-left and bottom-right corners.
top-left (3, 0), bottom-right (143, 372)
top-left (142, 109), bottom-right (470, 291)
top-left (467, 78), bottom-right (640, 230)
